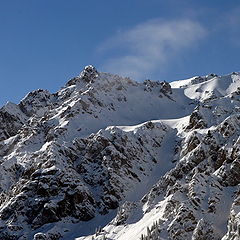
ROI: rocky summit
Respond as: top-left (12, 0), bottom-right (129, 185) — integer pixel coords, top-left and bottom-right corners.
top-left (0, 66), bottom-right (240, 240)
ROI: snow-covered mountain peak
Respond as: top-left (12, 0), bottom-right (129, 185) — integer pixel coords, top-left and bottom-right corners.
top-left (171, 72), bottom-right (240, 102)
top-left (79, 65), bottom-right (99, 82)
top-left (66, 65), bottom-right (99, 87)
top-left (0, 69), bottom-right (240, 239)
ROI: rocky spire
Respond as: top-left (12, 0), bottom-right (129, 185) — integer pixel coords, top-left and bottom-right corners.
top-left (66, 65), bottom-right (99, 86)
top-left (79, 65), bottom-right (99, 83)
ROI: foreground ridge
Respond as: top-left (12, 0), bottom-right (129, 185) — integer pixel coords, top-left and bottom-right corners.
top-left (0, 66), bottom-right (239, 240)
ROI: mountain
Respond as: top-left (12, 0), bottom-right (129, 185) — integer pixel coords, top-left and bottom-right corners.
top-left (0, 65), bottom-right (239, 240)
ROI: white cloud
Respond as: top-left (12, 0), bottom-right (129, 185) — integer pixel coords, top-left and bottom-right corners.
top-left (99, 19), bottom-right (207, 80)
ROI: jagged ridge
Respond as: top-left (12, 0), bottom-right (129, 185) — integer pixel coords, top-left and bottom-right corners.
top-left (0, 66), bottom-right (239, 240)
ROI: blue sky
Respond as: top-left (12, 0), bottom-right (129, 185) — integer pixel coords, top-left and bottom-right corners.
top-left (1, 0), bottom-right (240, 106)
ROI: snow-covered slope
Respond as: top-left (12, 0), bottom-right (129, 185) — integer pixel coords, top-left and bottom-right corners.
top-left (0, 66), bottom-right (240, 240)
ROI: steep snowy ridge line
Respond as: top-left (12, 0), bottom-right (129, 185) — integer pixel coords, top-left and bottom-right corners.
top-left (0, 66), bottom-right (239, 239)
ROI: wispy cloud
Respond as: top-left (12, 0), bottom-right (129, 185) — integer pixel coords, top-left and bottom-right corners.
top-left (99, 19), bottom-right (207, 80)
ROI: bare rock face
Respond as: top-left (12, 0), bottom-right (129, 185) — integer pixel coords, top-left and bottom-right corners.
top-left (160, 81), bottom-right (172, 95)
top-left (0, 102), bottom-right (27, 141)
top-left (0, 68), bottom-right (240, 239)
top-left (186, 110), bottom-right (207, 130)
top-left (0, 110), bottom-right (23, 141)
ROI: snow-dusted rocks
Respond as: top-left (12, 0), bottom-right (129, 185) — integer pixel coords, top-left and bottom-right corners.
top-left (66, 65), bottom-right (99, 86)
top-left (0, 67), bottom-right (240, 239)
